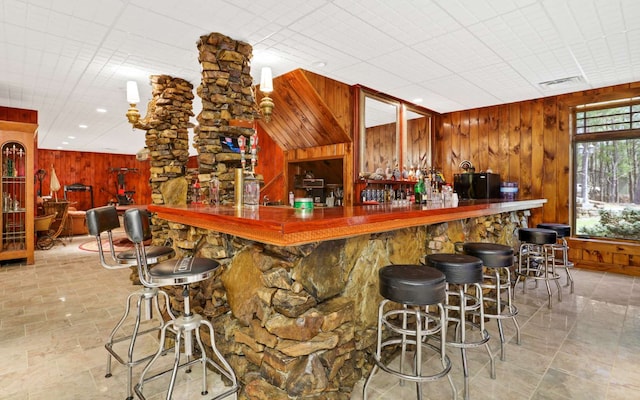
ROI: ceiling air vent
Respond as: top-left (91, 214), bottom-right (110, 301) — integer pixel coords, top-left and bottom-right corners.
top-left (538, 75), bottom-right (584, 89)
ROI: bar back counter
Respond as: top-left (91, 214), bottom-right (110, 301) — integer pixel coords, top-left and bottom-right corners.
top-left (148, 198), bottom-right (545, 399)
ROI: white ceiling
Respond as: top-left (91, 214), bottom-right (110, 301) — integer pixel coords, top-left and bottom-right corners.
top-left (1, 0), bottom-right (639, 155)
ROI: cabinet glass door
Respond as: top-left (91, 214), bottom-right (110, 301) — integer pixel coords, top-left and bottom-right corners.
top-left (2, 142), bottom-right (27, 251)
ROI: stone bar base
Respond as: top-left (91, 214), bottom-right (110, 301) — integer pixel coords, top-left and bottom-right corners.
top-left (155, 210), bottom-right (530, 398)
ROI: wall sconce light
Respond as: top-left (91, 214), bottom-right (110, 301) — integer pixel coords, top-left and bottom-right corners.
top-left (259, 67), bottom-right (274, 122)
top-left (126, 80), bottom-right (141, 127)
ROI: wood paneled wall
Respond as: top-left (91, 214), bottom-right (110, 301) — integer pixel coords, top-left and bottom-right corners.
top-left (36, 150), bottom-right (151, 210)
top-left (363, 123), bottom-right (396, 173)
top-left (437, 97), bottom-right (569, 225)
top-left (436, 82), bottom-right (640, 275)
top-left (437, 82), bottom-right (640, 227)
top-left (258, 69), bottom-right (354, 204)
top-left (406, 116), bottom-right (432, 169)
top-left (256, 122), bottom-right (286, 203)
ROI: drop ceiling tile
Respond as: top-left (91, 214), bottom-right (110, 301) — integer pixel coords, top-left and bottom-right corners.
top-left (289, 2), bottom-right (402, 61)
top-left (367, 47), bottom-right (451, 81)
top-left (414, 28), bottom-right (503, 74)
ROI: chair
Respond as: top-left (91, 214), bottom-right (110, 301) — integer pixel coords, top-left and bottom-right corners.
top-left (461, 242), bottom-right (521, 361)
top-left (86, 205), bottom-right (175, 400)
top-left (123, 208), bottom-right (238, 400)
top-left (426, 253), bottom-right (495, 400)
top-left (363, 264), bottom-right (456, 400)
top-left (537, 223), bottom-right (574, 293)
top-left (515, 228), bottom-right (561, 309)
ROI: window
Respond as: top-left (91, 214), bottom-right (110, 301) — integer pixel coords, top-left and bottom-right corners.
top-left (573, 99), bottom-right (640, 241)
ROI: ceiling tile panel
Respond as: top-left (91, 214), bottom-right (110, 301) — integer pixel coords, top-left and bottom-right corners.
top-left (367, 47), bottom-right (451, 81)
top-left (288, 2), bottom-right (402, 61)
top-left (2, 0), bottom-right (640, 154)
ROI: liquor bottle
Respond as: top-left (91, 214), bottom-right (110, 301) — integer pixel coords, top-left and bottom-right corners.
top-left (414, 179), bottom-right (424, 204)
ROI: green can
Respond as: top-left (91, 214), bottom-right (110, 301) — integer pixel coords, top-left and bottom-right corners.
top-left (294, 197), bottom-right (314, 210)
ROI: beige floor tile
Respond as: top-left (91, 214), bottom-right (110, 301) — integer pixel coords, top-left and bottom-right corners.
top-left (1, 243), bottom-right (639, 399)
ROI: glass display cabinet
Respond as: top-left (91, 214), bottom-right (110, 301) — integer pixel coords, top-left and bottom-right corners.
top-left (0, 124), bottom-right (35, 264)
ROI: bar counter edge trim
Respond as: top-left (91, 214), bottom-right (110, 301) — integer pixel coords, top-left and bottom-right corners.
top-left (148, 199), bottom-right (547, 246)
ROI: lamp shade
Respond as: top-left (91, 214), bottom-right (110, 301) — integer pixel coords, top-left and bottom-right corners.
top-left (260, 67), bottom-right (273, 93)
top-left (126, 81), bottom-right (140, 104)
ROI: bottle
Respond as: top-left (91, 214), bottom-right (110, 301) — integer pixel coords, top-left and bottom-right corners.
top-left (289, 191), bottom-right (294, 207)
top-left (414, 179), bottom-right (424, 204)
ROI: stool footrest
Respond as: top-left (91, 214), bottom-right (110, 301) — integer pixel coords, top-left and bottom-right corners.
top-left (373, 339), bottom-right (452, 383)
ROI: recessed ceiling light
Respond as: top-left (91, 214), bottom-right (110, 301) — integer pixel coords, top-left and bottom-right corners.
top-left (56, 146), bottom-right (63, 150)
top-left (312, 61), bottom-right (327, 68)
top-left (413, 98), bottom-right (423, 103)
top-left (79, 124), bottom-right (88, 129)
top-left (96, 108), bottom-right (107, 113)
top-left (67, 136), bottom-right (76, 139)
top-left (62, 141), bottom-right (69, 145)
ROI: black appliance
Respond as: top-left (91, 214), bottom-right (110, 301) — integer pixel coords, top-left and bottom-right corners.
top-left (454, 173), bottom-right (501, 199)
top-left (302, 178), bottom-right (325, 204)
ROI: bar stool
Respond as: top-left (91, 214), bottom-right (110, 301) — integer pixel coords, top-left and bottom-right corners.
top-left (515, 228), bottom-right (561, 309)
top-left (426, 253), bottom-right (495, 400)
top-left (363, 264), bottom-right (456, 400)
top-left (461, 243), bottom-right (521, 361)
top-left (123, 208), bottom-right (238, 400)
top-left (86, 205), bottom-right (176, 400)
top-left (537, 223), bottom-right (574, 293)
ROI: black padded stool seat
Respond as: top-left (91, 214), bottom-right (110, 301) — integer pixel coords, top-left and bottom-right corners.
top-left (461, 242), bottom-right (520, 361)
top-left (537, 223), bottom-right (575, 294)
top-left (85, 205), bottom-right (176, 400)
top-left (147, 257), bottom-right (219, 286)
top-left (364, 264), bottom-right (456, 399)
top-left (425, 253), bottom-right (495, 399)
top-left (518, 228), bottom-right (557, 245)
top-left (426, 254), bottom-right (483, 284)
top-left (516, 227), bottom-right (562, 309)
top-left (537, 223), bottom-right (571, 238)
top-left (117, 246), bottom-right (174, 265)
top-left (379, 265), bottom-right (445, 306)
top-left (123, 208), bottom-right (238, 400)
top-left (462, 242), bottom-right (513, 268)
top-left (86, 205), bottom-right (174, 266)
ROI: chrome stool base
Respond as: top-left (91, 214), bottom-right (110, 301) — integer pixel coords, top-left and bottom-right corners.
top-left (133, 286), bottom-right (238, 400)
top-left (363, 265), bottom-right (456, 400)
top-left (104, 279), bottom-right (174, 400)
top-left (363, 300), bottom-right (456, 400)
top-left (516, 228), bottom-right (562, 309)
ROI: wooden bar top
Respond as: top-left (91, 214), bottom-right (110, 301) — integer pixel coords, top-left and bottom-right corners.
top-left (149, 198), bottom-right (546, 246)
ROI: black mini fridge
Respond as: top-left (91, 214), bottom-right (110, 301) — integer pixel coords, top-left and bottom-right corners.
top-left (454, 173), bottom-right (501, 199)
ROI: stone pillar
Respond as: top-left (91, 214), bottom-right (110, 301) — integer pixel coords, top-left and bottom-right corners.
top-left (195, 32), bottom-right (259, 204)
top-left (133, 74), bottom-right (194, 243)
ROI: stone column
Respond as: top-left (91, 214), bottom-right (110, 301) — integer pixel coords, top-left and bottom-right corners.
top-left (195, 32), bottom-right (259, 204)
top-left (132, 74), bottom-right (194, 243)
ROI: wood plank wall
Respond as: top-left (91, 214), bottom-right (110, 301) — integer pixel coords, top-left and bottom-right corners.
top-left (436, 82), bottom-right (640, 275)
top-left (36, 150), bottom-right (151, 210)
top-left (260, 70), bottom-right (354, 204)
top-left (406, 116), bottom-right (432, 169)
top-left (438, 97), bottom-right (569, 226)
top-left (363, 123), bottom-right (396, 173)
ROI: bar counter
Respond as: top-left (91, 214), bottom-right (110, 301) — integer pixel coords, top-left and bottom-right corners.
top-left (148, 198), bottom-right (546, 246)
top-left (148, 198), bottom-right (545, 398)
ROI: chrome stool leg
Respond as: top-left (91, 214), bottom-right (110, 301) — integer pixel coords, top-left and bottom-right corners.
top-left (134, 285), bottom-right (238, 400)
top-left (105, 286), bottom-right (172, 400)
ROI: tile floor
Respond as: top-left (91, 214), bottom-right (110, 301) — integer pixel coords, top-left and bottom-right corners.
top-left (2, 237), bottom-right (640, 399)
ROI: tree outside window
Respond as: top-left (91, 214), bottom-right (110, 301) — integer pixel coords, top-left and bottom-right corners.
top-left (573, 101), bottom-right (640, 241)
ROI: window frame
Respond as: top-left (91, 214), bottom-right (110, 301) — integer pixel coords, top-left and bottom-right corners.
top-left (571, 98), bottom-right (640, 240)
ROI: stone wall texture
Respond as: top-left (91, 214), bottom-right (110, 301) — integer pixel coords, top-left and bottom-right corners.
top-left (162, 210), bottom-right (530, 398)
top-left (131, 74), bottom-right (193, 244)
top-left (195, 32), bottom-right (260, 204)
